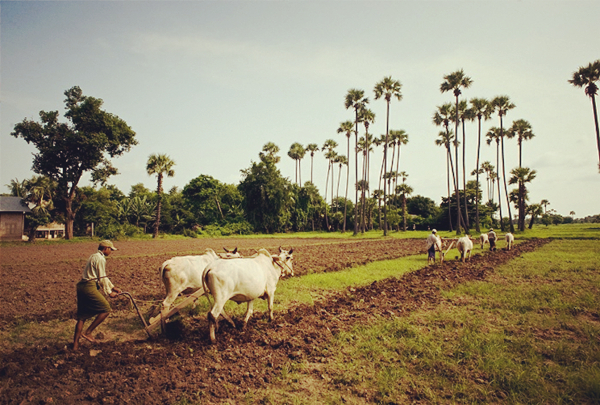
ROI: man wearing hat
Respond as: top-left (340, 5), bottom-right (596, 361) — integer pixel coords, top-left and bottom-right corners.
top-left (426, 229), bottom-right (440, 264)
top-left (73, 240), bottom-right (122, 350)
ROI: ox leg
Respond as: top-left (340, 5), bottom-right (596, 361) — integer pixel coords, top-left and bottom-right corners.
top-left (220, 311), bottom-right (236, 328)
top-left (208, 300), bottom-right (226, 344)
top-left (267, 294), bottom-right (275, 322)
top-left (242, 301), bottom-right (254, 329)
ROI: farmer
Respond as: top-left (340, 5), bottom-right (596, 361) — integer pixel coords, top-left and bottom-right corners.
top-left (487, 228), bottom-right (498, 251)
top-left (426, 229), bottom-right (439, 264)
top-left (73, 240), bottom-right (122, 350)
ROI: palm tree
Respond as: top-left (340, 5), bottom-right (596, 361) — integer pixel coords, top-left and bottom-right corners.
top-left (390, 130), bottom-right (409, 190)
top-left (480, 161), bottom-right (496, 203)
top-left (491, 95), bottom-right (516, 233)
top-left (345, 89), bottom-right (369, 235)
top-left (526, 203), bottom-right (543, 229)
top-left (540, 199), bottom-right (550, 214)
top-left (509, 167), bottom-right (537, 231)
top-left (441, 69), bottom-right (473, 234)
top-left (396, 182), bottom-right (413, 232)
top-left (287, 143), bottom-right (302, 185)
top-left (509, 119), bottom-right (535, 168)
top-left (470, 98), bottom-right (493, 232)
top-left (146, 154), bottom-right (175, 238)
top-left (458, 100), bottom-right (474, 229)
top-left (337, 120), bottom-right (354, 232)
top-left (374, 76), bottom-right (402, 236)
top-left (486, 128), bottom-right (503, 229)
top-left (568, 60), bottom-right (600, 170)
top-left (358, 107), bottom-right (375, 233)
top-left (259, 142), bottom-right (280, 164)
top-left (305, 143), bottom-right (319, 184)
top-left (436, 130), bottom-right (457, 231)
top-left (335, 155), bottom-right (348, 204)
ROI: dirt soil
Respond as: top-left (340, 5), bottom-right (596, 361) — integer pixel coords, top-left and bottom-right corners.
top-left (0, 237), bottom-right (549, 404)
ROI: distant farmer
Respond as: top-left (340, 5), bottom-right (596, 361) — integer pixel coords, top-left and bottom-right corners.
top-left (73, 240), bottom-right (122, 350)
top-left (426, 229), bottom-right (439, 265)
top-left (487, 228), bottom-right (498, 251)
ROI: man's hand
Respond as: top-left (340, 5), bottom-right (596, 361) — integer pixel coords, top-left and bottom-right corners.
top-left (109, 291), bottom-right (118, 298)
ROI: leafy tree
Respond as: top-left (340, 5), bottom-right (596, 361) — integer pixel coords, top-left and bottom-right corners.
top-left (441, 69), bottom-right (472, 234)
top-left (374, 76), bottom-right (403, 236)
top-left (10, 176), bottom-right (56, 242)
top-left (568, 60), bottom-right (600, 170)
top-left (146, 154), bottom-right (175, 238)
top-left (11, 86), bottom-right (137, 238)
top-left (526, 203), bottom-right (543, 229)
top-left (182, 174), bottom-right (244, 227)
top-left (239, 157), bottom-right (293, 233)
top-left (259, 142), bottom-right (281, 164)
top-left (75, 185), bottom-right (126, 238)
top-left (396, 182), bottom-right (413, 231)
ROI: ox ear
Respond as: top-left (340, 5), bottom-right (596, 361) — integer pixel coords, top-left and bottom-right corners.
top-left (288, 248), bottom-right (294, 255)
top-left (278, 246), bottom-right (283, 253)
top-left (223, 247), bottom-right (230, 253)
top-left (233, 247), bottom-right (238, 254)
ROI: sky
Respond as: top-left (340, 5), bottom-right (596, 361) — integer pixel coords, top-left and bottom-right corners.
top-left (1, 0), bottom-right (599, 219)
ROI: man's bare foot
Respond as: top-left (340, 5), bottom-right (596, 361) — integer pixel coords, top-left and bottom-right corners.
top-left (81, 334), bottom-right (97, 344)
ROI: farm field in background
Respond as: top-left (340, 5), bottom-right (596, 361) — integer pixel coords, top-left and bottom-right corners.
top-left (0, 225), bottom-right (599, 404)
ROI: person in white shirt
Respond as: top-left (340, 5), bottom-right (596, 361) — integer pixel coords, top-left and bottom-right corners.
top-left (73, 240), bottom-right (122, 350)
top-left (426, 229), bottom-right (440, 264)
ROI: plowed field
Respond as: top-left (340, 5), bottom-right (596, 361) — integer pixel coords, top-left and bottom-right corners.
top-left (0, 237), bottom-right (549, 404)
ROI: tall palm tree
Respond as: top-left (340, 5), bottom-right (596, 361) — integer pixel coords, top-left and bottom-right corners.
top-left (458, 100), bottom-right (474, 229)
top-left (337, 121), bottom-right (354, 232)
top-left (434, 103), bottom-right (465, 230)
top-left (146, 154), bottom-right (175, 238)
top-left (509, 119), bottom-right (535, 168)
top-left (396, 182), bottom-right (413, 232)
top-left (391, 130), bottom-right (409, 189)
top-left (491, 95), bottom-right (516, 233)
top-left (568, 60), bottom-right (600, 170)
top-left (305, 143), bottom-right (319, 184)
top-left (358, 107), bottom-right (375, 233)
top-left (540, 199), bottom-right (550, 214)
top-left (296, 144), bottom-right (306, 185)
top-left (480, 161), bottom-right (495, 203)
top-left (322, 139), bottom-right (338, 231)
top-left (345, 89), bottom-right (369, 235)
top-left (436, 130), bottom-right (456, 231)
top-left (509, 167), bottom-right (537, 231)
top-left (335, 155), bottom-right (348, 204)
top-left (287, 143), bottom-right (302, 185)
top-left (259, 142), bottom-right (280, 164)
top-left (469, 98), bottom-right (493, 232)
top-left (486, 128), bottom-right (503, 228)
top-left (374, 76), bottom-right (402, 236)
top-left (441, 69), bottom-right (473, 234)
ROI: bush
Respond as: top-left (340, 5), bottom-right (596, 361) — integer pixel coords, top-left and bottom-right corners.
top-left (96, 222), bottom-right (144, 239)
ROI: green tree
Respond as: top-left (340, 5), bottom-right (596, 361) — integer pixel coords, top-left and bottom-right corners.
top-left (374, 76), bottom-right (403, 236)
top-left (486, 128), bottom-right (504, 228)
top-left (568, 60), bottom-right (600, 170)
top-left (344, 89), bottom-right (369, 235)
top-left (182, 174), bottom-right (244, 227)
top-left (11, 175), bottom-right (56, 242)
top-left (239, 157), bottom-right (293, 233)
top-left (509, 119), bottom-right (535, 168)
top-left (11, 86), bottom-right (137, 238)
top-left (526, 203), bottom-right (543, 229)
top-left (260, 142), bottom-right (281, 164)
top-left (396, 181), bottom-right (413, 232)
top-left (146, 154), bottom-right (175, 238)
top-left (435, 129), bottom-right (457, 231)
top-left (441, 69), bottom-right (472, 234)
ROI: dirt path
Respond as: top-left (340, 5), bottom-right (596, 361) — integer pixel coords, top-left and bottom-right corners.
top-left (0, 238), bottom-right (549, 404)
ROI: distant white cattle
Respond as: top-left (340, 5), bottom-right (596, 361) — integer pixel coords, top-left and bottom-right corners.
top-left (159, 248), bottom-right (241, 310)
top-left (505, 232), bottom-right (514, 250)
top-left (479, 233), bottom-right (489, 249)
top-left (203, 247), bottom-right (294, 343)
top-left (457, 236), bottom-right (473, 263)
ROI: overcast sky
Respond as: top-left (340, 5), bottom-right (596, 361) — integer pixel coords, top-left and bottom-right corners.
top-left (2, 1), bottom-right (599, 218)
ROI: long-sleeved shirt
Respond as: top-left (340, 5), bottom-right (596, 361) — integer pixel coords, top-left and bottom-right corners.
top-left (81, 251), bottom-right (115, 296)
top-left (426, 233), bottom-right (440, 250)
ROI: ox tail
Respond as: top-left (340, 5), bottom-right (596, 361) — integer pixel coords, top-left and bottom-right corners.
top-left (202, 267), bottom-right (214, 307)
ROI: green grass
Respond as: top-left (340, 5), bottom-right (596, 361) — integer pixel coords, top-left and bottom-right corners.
top-left (257, 239), bottom-right (600, 404)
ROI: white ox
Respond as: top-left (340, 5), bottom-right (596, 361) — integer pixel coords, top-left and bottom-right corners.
top-left (203, 247), bottom-right (294, 343)
top-left (159, 248), bottom-right (241, 310)
top-left (457, 236), bottom-right (473, 263)
top-left (479, 233), bottom-right (489, 249)
top-left (505, 232), bottom-right (515, 250)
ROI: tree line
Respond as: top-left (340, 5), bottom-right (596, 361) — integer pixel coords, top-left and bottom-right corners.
top-left (8, 59), bottom-right (599, 241)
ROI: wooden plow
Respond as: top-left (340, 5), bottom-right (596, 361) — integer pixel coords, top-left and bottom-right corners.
top-left (147, 288), bottom-right (207, 334)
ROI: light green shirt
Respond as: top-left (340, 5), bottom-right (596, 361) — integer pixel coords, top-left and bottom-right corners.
top-left (81, 250), bottom-right (115, 296)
